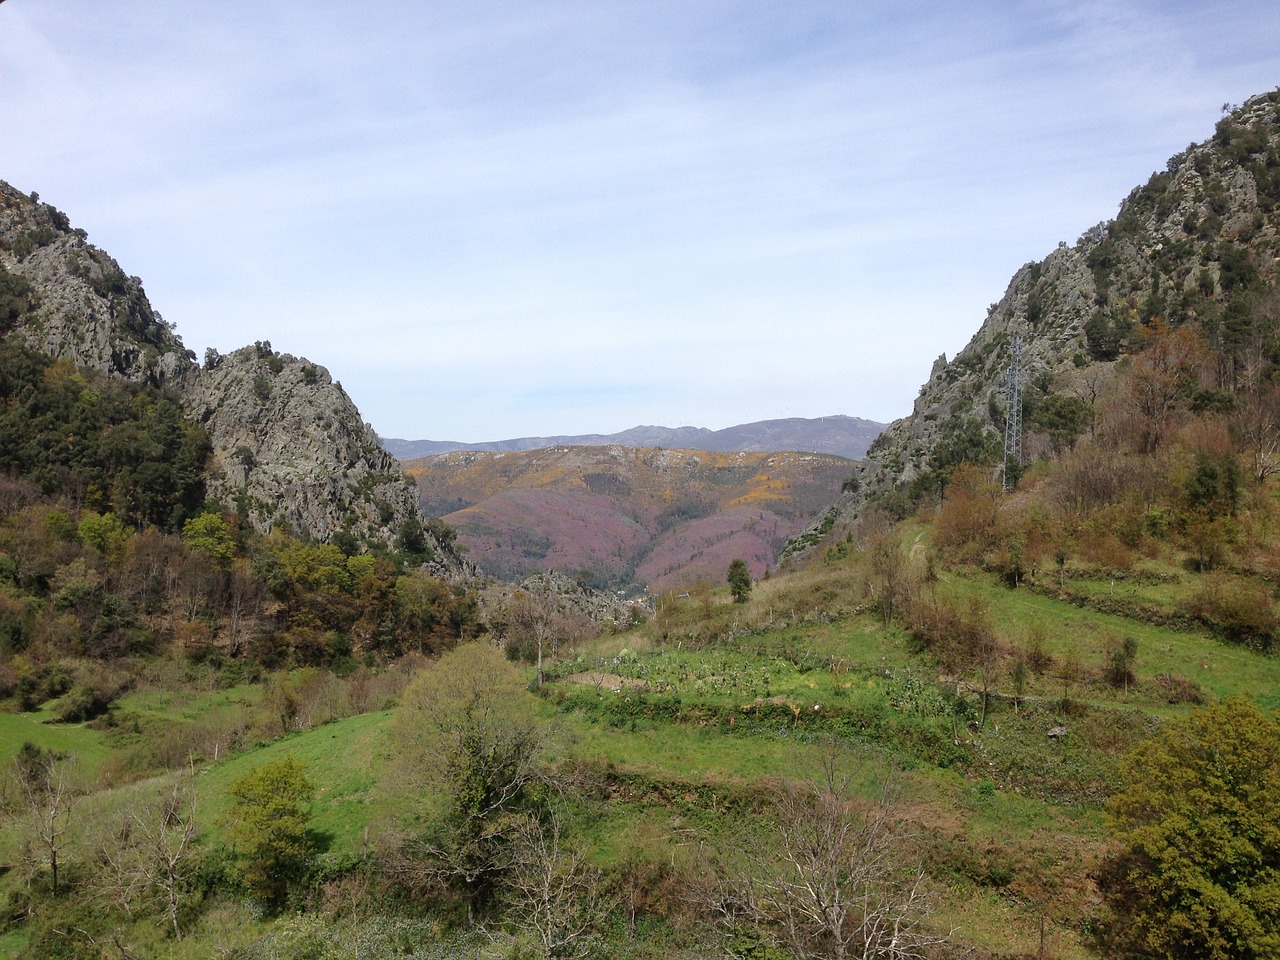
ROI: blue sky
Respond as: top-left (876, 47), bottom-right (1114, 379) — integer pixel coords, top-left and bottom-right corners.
top-left (2, 1), bottom-right (1279, 441)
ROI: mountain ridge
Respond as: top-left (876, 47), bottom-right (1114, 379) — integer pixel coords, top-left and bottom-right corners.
top-left (404, 444), bottom-right (852, 593)
top-left (383, 414), bottom-right (884, 461)
top-left (786, 88), bottom-right (1280, 560)
top-left (0, 181), bottom-right (462, 572)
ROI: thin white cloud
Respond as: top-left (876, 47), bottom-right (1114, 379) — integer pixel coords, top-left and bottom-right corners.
top-left (2, 0), bottom-right (1280, 440)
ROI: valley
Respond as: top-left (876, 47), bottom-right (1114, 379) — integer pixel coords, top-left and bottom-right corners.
top-left (3, 86), bottom-right (1280, 960)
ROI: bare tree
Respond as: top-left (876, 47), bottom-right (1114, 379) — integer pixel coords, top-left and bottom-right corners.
top-left (92, 772), bottom-right (200, 939)
top-left (966, 607), bottom-right (1004, 731)
top-left (742, 753), bottom-right (947, 960)
top-left (505, 811), bottom-right (614, 959)
top-left (1069, 363), bottom-right (1113, 439)
top-left (8, 745), bottom-right (79, 896)
top-left (867, 535), bottom-right (914, 627)
top-left (1125, 320), bottom-right (1208, 452)
top-left (223, 558), bottom-right (265, 657)
top-left (1230, 371), bottom-right (1280, 485)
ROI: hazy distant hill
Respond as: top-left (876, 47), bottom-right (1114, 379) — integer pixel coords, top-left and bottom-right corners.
top-left (402, 445), bottom-right (852, 593)
top-left (383, 415), bottom-right (884, 461)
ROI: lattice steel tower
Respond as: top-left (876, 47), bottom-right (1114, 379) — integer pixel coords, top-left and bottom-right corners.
top-left (1003, 333), bottom-right (1024, 492)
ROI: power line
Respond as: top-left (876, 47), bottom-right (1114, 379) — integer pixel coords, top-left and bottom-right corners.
top-left (1003, 332), bottom-right (1024, 492)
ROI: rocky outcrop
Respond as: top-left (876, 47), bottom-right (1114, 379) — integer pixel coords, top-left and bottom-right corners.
top-left (0, 180), bottom-right (462, 569)
top-left (0, 182), bottom-right (194, 383)
top-left (183, 343), bottom-right (429, 551)
top-left (786, 88), bottom-right (1280, 560)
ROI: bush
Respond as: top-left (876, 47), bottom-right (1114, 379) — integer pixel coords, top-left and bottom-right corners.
top-left (1152, 672), bottom-right (1205, 705)
top-left (1099, 700), bottom-right (1280, 957)
top-left (1183, 580), bottom-right (1278, 651)
top-left (53, 683), bottom-right (114, 723)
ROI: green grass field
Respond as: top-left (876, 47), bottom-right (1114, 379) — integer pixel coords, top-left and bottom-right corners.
top-left (3, 536), bottom-right (1279, 959)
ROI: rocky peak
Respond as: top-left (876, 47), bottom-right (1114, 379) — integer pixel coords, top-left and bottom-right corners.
top-left (0, 182), bottom-right (194, 384)
top-left (787, 88), bottom-right (1280, 557)
top-left (185, 342), bottom-right (432, 553)
top-left (0, 180), bottom-right (463, 571)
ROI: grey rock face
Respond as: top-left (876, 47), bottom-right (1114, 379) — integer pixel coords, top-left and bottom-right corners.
top-left (0, 180), bottom-right (463, 571)
top-left (0, 182), bottom-right (194, 383)
top-left (182, 346), bottom-right (425, 549)
top-left (786, 89), bottom-right (1280, 560)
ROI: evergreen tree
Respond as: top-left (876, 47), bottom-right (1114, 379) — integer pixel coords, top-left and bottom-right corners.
top-left (727, 558), bottom-right (752, 603)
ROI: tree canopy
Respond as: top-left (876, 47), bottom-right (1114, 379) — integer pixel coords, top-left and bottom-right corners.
top-left (390, 643), bottom-right (551, 908)
top-left (728, 558), bottom-right (752, 604)
top-left (220, 755), bottom-right (314, 908)
top-left (1099, 698), bottom-right (1280, 959)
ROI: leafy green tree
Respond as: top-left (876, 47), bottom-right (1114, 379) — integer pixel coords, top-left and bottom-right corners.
top-left (390, 642), bottom-right (550, 910)
top-left (395, 515), bottom-right (431, 561)
top-left (394, 568), bottom-right (455, 653)
top-left (0, 261), bottom-right (35, 333)
top-left (728, 558), bottom-right (752, 604)
top-left (1031, 394), bottom-right (1091, 453)
top-left (76, 511), bottom-right (129, 559)
top-left (931, 415), bottom-right (1001, 477)
top-left (181, 512), bottom-right (236, 568)
top-left (219, 756), bottom-right (314, 908)
top-left (1184, 451), bottom-right (1243, 516)
top-left (1098, 699), bottom-right (1280, 958)
top-left (1084, 310), bottom-right (1126, 360)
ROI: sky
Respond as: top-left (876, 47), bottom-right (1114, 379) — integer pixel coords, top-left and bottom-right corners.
top-left (2, 1), bottom-right (1279, 442)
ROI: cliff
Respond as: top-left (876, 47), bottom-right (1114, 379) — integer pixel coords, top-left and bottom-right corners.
top-left (0, 181), bottom-right (456, 565)
top-left (787, 89), bottom-right (1280, 558)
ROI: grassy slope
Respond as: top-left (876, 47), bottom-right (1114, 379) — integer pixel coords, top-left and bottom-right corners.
top-left (195, 709), bottom-right (397, 853)
top-left (4, 523), bottom-right (1278, 959)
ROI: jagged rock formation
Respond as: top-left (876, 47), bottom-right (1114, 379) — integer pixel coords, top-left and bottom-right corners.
top-left (787, 88), bottom-right (1280, 559)
top-left (186, 344), bottom-right (430, 552)
top-left (0, 183), bottom-right (193, 383)
top-left (0, 180), bottom-right (456, 565)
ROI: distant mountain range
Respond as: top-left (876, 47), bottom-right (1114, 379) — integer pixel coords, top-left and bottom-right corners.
top-left (382, 415), bottom-right (885, 462)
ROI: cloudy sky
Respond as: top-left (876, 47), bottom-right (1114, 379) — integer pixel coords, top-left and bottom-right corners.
top-left (2, 1), bottom-right (1279, 441)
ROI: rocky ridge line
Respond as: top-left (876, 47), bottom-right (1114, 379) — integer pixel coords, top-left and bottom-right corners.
top-left (0, 181), bottom-right (460, 571)
top-left (786, 89), bottom-right (1280, 559)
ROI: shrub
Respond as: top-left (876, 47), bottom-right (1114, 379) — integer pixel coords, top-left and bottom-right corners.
top-left (1183, 580), bottom-right (1278, 651)
top-left (1152, 673), bottom-right (1205, 705)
